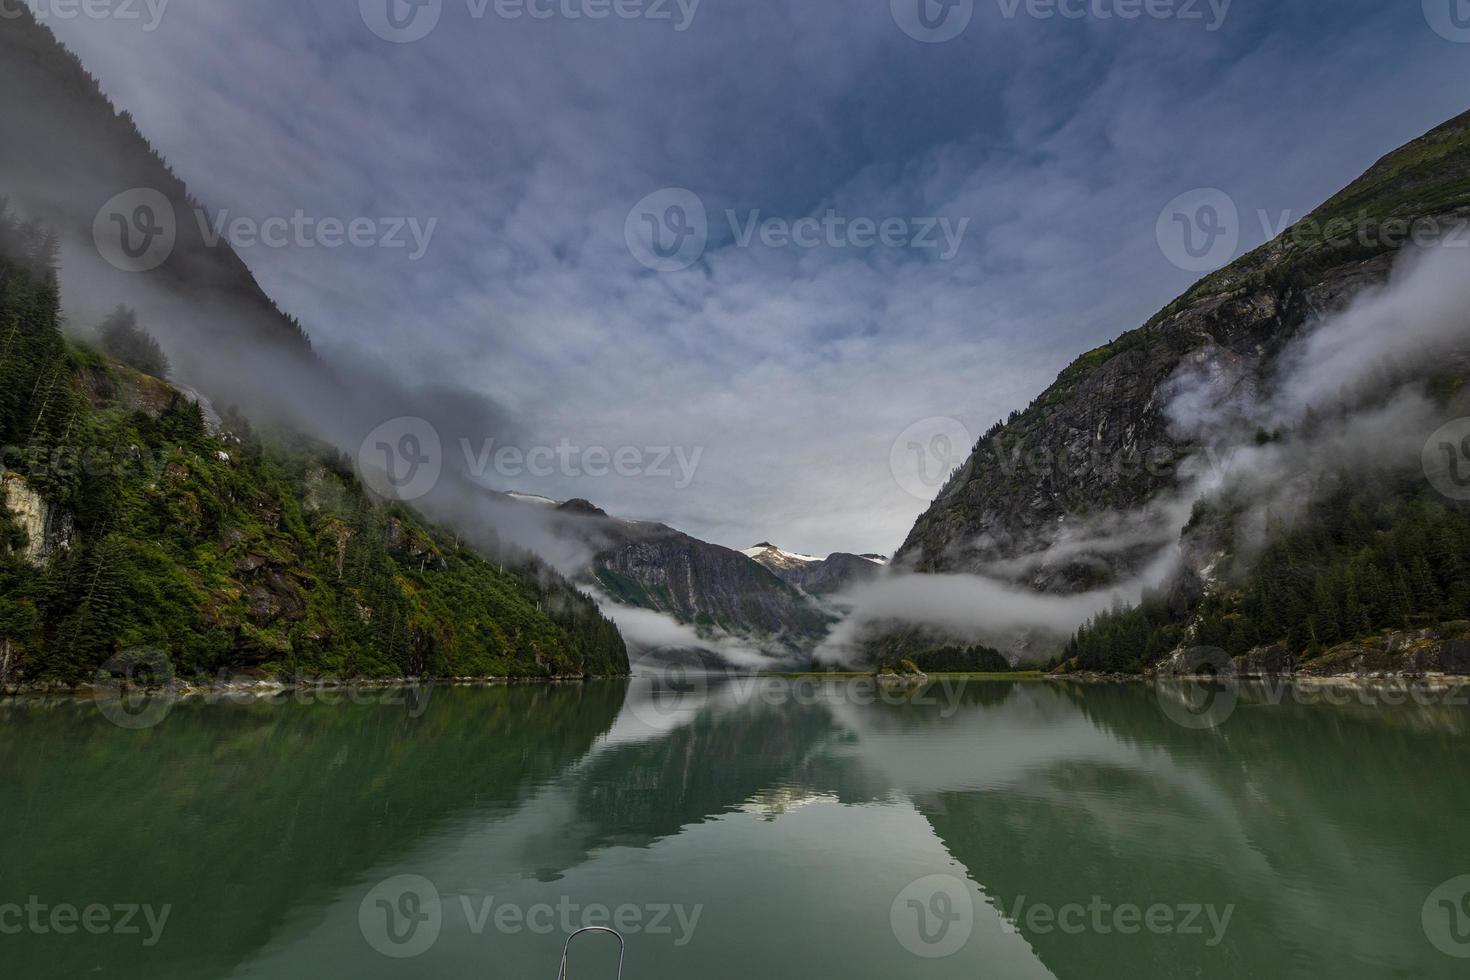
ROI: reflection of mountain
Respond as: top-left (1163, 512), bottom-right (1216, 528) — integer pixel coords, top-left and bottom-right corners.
top-left (558, 679), bottom-right (879, 857)
top-left (0, 684), bottom-right (625, 980)
top-left (907, 686), bottom-right (1470, 980)
top-left (9, 679), bottom-right (1470, 980)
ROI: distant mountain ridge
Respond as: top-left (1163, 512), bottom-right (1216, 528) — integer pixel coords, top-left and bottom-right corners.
top-left (742, 543), bottom-right (888, 596)
top-left (491, 494), bottom-right (890, 660)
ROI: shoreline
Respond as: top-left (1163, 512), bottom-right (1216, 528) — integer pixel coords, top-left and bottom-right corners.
top-left (0, 673), bottom-right (630, 704)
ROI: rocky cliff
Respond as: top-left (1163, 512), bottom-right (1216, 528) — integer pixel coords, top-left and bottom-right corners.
top-left (537, 503), bottom-right (834, 653)
top-left (897, 111), bottom-right (1470, 592)
top-left (743, 543), bottom-right (888, 596)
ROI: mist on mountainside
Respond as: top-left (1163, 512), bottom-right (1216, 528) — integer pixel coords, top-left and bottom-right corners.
top-left (817, 240), bottom-right (1470, 666)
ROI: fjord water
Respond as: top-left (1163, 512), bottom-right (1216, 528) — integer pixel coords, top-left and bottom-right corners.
top-left (3, 678), bottom-right (1469, 979)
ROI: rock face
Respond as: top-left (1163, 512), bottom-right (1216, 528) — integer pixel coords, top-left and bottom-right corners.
top-left (0, 470), bottom-right (73, 564)
top-left (744, 544), bottom-right (888, 596)
top-left (548, 506), bottom-right (834, 650)
top-left (1234, 644), bottom-right (1296, 677)
top-left (894, 111), bottom-right (1470, 598)
top-left (1295, 625), bottom-right (1470, 677)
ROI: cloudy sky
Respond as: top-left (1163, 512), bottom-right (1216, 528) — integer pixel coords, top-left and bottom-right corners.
top-left (37, 0), bottom-right (1470, 556)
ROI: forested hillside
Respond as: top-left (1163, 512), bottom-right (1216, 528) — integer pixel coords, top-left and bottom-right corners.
top-left (0, 210), bottom-right (627, 687)
top-left (1064, 472), bottom-right (1470, 672)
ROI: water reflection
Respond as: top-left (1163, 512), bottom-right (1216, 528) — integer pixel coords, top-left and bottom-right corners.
top-left (2, 676), bottom-right (1468, 979)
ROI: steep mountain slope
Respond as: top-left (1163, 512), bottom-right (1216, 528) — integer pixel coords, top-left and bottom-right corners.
top-left (544, 502), bottom-right (834, 651)
top-left (0, 10), bottom-right (313, 356)
top-left (0, 220), bottom-right (626, 686)
top-left (892, 110), bottom-right (1470, 669)
top-left (899, 111), bottom-right (1470, 582)
top-left (0, 16), bottom-right (629, 685)
top-left (744, 543), bottom-right (888, 596)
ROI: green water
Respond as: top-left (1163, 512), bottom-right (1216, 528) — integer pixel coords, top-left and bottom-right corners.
top-left (3, 677), bottom-right (1470, 979)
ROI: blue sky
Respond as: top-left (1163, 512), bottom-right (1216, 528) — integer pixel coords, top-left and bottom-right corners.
top-left (41, 0), bottom-right (1470, 555)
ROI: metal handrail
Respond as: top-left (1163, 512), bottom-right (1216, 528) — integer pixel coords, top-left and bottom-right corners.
top-left (554, 926), bottom-right (625, 980)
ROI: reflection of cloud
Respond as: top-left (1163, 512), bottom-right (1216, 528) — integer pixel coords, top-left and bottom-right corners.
top-left (596, 601), bottom-right (779, 669)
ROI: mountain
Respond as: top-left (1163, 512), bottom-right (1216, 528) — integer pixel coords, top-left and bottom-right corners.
top-left (0, 15), bottom-right (628, 686)
top-left (743, 543), bottom-right (888, 596)
top-left (891, 109), bottom-right (1470, 672)
top-left (0, 8), bottom-right (315, 367)
top-left (531, 502), bottom-right (835, 656)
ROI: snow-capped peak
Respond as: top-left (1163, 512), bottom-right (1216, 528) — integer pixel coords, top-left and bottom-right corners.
top-left (743, 543), bottom-right (823, 563)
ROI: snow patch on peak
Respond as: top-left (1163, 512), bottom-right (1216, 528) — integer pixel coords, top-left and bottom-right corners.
top-left (744, 544), bottom-right (822, 563)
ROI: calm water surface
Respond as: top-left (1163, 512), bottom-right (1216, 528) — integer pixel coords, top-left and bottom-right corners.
top-left (3, 677), bottom-right (1469, 979)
